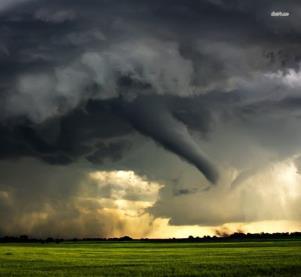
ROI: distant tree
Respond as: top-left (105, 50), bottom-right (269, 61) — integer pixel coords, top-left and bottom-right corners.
top-left (119, 236), bottom-right (133, 241)
top-left (46, 237), bottom-right (54, 243)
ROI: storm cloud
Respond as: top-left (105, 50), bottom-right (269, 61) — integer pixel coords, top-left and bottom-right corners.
top-left (0, 0), bottom-right (301, 237)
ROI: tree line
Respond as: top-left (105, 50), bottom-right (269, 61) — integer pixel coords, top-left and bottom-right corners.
top-left (0, 232), bottom-right (301, 243)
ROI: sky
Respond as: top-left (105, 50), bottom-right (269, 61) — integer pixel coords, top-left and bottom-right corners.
top-left (0, 0), bottom-right (301, 238)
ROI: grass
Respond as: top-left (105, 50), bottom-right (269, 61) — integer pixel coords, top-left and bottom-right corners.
top-left (0, 240), bottom-right (300, 276)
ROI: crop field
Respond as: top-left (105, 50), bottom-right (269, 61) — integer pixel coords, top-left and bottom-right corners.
top-left (0, 240), bottom-right (300, 276)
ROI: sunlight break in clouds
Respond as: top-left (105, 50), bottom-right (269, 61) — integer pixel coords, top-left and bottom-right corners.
top-left (88, 170), bottom-right (162, 217)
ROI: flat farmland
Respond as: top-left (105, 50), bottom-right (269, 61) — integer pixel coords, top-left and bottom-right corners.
top-left (0, 241), bottom-right (300, 276)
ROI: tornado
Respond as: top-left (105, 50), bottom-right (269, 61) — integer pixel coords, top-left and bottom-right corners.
top-left (122, 97), bottom-right (219, 184)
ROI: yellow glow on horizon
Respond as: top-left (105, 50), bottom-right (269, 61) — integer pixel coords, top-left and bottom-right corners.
top-left (85, 169), bottom-right (301, 239)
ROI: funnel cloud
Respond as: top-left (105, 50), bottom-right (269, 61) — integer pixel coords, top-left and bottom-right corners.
top-left (122, 97), bottom-right (218, 183)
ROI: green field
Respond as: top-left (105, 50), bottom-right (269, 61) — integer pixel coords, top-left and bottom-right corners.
top-left (0, 241), bottom-right (301, 276)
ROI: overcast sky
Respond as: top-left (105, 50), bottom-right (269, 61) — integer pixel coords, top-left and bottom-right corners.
top-left (0, 0), bottom-right (301, 238)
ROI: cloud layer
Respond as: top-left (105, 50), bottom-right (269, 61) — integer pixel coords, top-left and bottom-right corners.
top-left (0, 0), bottom-right (301, 237)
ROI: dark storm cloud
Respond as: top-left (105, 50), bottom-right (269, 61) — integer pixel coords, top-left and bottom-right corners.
top-left (0, 0), bottom-right (299, 102)
top-left (1, 0), bottom-right (301, 232)
top-left (1, 0), bottom-right (300, 108)
top-left (0, 100), bottom-right (133, 165)
top-left (86, 140), bottom-right (131, 165)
